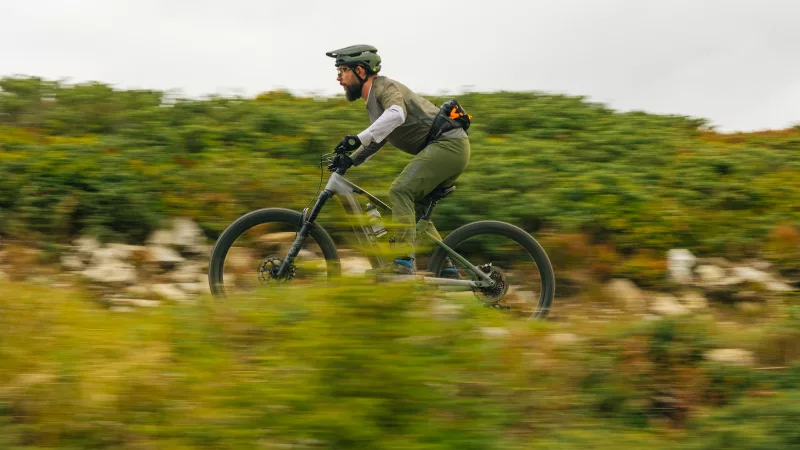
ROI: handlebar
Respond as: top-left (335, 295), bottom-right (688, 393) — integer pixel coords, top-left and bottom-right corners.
top-left (320, 147), bottom-right (354, 175)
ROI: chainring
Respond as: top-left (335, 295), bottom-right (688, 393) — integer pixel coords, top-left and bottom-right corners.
top-left (258, 255), bottom-right (295, 284)
top-left (472, 263), bottom-right (510, 306)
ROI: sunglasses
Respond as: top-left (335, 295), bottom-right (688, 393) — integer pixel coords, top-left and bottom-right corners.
top-left (336, 66), bottom-right (352, 77)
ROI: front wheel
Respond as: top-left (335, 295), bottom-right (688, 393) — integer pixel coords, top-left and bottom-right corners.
top-left (208, 208), bottom-right (340, 298)
top-left (427, 220), bottom-right (555, 319)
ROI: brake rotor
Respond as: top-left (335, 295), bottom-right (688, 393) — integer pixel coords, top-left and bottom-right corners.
top-left (258, 255), bottom-right (295, 284)
top-left (472, 263), bottom-right (510, 306)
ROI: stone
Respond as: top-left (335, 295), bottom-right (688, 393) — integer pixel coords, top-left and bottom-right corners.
top-left (169, 261), bottom-right (204, 283)
top-left (481, 327), bottom-right (509, 339)
top-left (74, 236), bottom-right (100, 256)
top-left (650, 294), bottom-right (690, 316)
top-left (61, 254), bottom-right (84, 271)
top-left (151, 284), bottom-right (189, 302)
top-left (131, 299), bottom-right (161, 308)
top-left (696, 265), bottom-right (726, 284)
top-left (341, 257), bottom-right (373, 276)
top-left (147, 246), bottom-right (185, 266)
top-left (171, 218), bottom-right (204, 248)
top-left (765, 281), bottom-right (794, 292)
top-left (705, 349), bottom-right (755, 367)
top-left (603, 279), bottom-right (646, 312)
top-left (147, 229), bottom-right (173, 247)
top-left (667, 249), bottom-right (696, 284)
top-left (82, 261), bottom-right (137, 284)
top-left (732, 267), bottom-right (772, 284)
top-left (680, 291), bottom-right (708, 310)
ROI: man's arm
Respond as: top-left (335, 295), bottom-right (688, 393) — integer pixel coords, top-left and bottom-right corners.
top-left (356, 104), bottom-right (405, 147)
top-left (350, 139), bottom-right (388, 166)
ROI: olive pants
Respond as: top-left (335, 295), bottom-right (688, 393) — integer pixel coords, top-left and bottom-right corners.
top-left (387, 138), bottom-right (470, 261)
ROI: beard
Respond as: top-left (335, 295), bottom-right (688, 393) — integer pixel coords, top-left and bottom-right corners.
top-left (344, 80), bottom-right (362, 102)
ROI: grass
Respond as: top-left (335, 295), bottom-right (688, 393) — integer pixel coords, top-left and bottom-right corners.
top-left (1, 278), bottom-right (799, 449)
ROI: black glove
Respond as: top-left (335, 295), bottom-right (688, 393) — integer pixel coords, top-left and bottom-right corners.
top-left (328, 153), bottom-right (354, 172)
top-left (335, 135), bottom-right (361, 153)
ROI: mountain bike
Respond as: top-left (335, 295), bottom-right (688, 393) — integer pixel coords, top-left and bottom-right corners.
top-left (208, 145), bottom-right (555, 319)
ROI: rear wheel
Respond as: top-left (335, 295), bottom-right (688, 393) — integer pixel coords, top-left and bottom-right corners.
top-left (427, 220), bottom-right (555, 319)
top-left (208, 208), bottom-right (340, 297)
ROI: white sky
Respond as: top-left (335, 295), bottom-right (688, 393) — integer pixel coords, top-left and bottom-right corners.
top-left (2, 0), bottom-right (799, 131)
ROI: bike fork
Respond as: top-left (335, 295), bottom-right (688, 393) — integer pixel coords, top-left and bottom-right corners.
top-left (276, 189), bottom-right (332, 278)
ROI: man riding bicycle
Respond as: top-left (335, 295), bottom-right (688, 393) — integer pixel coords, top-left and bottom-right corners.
top-left (327, 44), bottom-right (471, 275)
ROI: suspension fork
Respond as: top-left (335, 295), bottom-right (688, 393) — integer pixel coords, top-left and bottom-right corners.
top-left (276, 189), bottom-right (333, 278)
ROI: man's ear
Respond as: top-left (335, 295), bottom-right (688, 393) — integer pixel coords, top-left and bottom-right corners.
top-left (357, 66), bottom-right (368, 78)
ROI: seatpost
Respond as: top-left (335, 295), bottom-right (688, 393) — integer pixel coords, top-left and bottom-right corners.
top-left (420, 200), bottom-right (437, 221)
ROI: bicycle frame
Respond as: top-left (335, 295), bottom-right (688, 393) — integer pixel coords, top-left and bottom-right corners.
top-left (277, 171), bottom-right (495, 288)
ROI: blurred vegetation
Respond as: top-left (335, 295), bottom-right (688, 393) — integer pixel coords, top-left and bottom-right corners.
top-left (0, 75), bottom-right (798, 275)
top-left (1, 281), bottom-right (799, 448)
top-left (1, 75), bottom-right (799, 447)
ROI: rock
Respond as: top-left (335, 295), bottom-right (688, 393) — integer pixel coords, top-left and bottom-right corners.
top-left (171, 218), bottom-right (204, 250)
top-left (61, 254), bottom-right (84, 271)
top-left (147, 230), bottom-right (173, 247)
top-left (703, 257), bottom-right (733, 269)
top-left (147, 246), bottom-right (185, 266)
top-left (749, 259), bottom-right (772, 271)
top-left (110, 306), bottom-right (135, 313)
top-left (74, 236), bottom-right (100, 256)
top-left (341, 257), bottom-right (372, 276)
top-left (603, 279), bottom-right (646, 312)
top-left (226, 247), bottom-right (255, 272)
top-left (82, 261), bottom-right (137, 284)
top-left (705, 349), bottom-right (755, 367)
top-left (131, 299), bottom-right (161, 308)
top-left (765, 281), bottom-right (794, 292)
top-left (480, 327), bottom-right (509, 339)
top-left (178, 282), bottom-right (208, 294)
top-left (681, 291), bottom-right (708, 310)
top-left (169, 261), bottom-right (204, 283)
top-left (667, 249), bottom-right (696, 284)
top-left (696, 265), bottom-right (726, 284)
top-left (732, 267), bottom-right (772, 284)
top-left (549, 333), bottom-right (579, 345)
top-left (650, 294), bottom-right (690, 316)
top-left (151, 283), bottom-right (189, 302)
top-left (107, 244), bottom-right (144, 260)
top-left (90, 247), bottom-right (128, 264)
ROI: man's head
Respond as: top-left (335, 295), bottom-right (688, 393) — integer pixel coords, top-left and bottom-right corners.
top-left (326, 45), bottom-right (381, 101)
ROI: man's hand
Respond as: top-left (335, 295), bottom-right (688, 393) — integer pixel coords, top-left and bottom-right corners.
top-left (327, 153), bottom-right (354, 172)
top-left (335, 135), bottom-right (361, 153)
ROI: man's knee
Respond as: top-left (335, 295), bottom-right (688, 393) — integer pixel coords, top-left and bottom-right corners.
top-left (389, 180), bottom-right (414, 201)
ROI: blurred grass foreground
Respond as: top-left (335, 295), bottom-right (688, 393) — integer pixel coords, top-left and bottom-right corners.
top-left (2, 280), bottom-right (800, 449)
top-left (0, 75), bottom-right (799, 448)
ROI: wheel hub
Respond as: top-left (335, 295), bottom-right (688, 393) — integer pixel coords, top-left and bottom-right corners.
top-left (473, 263), bottom-right (509, 305)
top-left (258, 255), bottom-right (295, 284)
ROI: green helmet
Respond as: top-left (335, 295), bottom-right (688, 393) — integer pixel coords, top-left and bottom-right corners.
top-left (326, 45), bottom-right (381, 75)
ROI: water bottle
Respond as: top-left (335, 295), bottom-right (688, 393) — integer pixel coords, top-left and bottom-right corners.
top-left (364, 203), bottom-right (387, 238)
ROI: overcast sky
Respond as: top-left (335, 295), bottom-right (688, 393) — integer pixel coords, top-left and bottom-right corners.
top-left (2, 0), bottom-right (798, 132)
